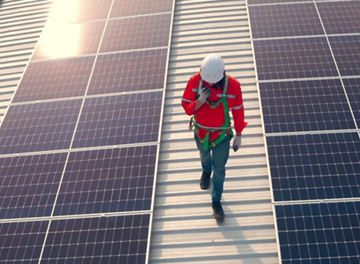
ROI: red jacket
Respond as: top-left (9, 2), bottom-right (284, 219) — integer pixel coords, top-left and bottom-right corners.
top-left (182, 73), bottom-right (248, 142)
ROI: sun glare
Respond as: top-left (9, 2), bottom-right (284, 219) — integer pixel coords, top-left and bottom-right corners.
top-left (38, 0), bottom-right (81, 59)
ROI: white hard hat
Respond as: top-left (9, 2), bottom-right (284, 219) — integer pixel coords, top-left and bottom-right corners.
top-left (200, 53), bottom-right (225, 83)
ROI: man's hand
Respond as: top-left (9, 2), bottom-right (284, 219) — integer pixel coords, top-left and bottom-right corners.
top-left (198, 87), bottom-right (210, 103)
top-left (232, 135), bottom-right (242, 152)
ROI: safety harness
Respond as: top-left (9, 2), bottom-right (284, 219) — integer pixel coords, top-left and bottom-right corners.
top-left (189, 75), bottom-right (233, 150)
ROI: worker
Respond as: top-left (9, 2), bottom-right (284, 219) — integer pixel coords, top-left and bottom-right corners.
top-left (181, 54), bottom-right (247, 222)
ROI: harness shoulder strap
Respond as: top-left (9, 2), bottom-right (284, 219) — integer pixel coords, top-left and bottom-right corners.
top-left (193, 75), bottom-right (233, 150)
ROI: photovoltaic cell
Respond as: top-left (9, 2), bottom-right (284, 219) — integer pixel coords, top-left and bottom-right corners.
top-left (87, 48), bottom-right (167, 95)
top-left (0, 99), bottom-right (82, 155)
top-left (259, 79), bottom-right (356, 133)
top-left (343, 78), bottom-right (360, 127)
top-left (41, 214), bottom-right (150, 264)
top-left (0, 153), bottom-right (67, 219)
top-left (249, 3), bottom-right (323, 38)
top-left (72, 91), bottom-right (162, 148)
top-left (254, 37), bottom-right (337, 80)
top-left (329, 35), bottom-right (360, 77)
top-left (317, 1), bottom-right (360, 34)
top-left (54, 146), bottom-right (157, 215)
top-left (32, 21), bottom-right (105, 61)
top-left (100, 14), bottom-right (171, 52)
top-left (267, 133), bottom-right (360, 202)
top-left (249, 0), bottom-right (312, 4)
top-left (0, 220), bottom-right (48, 264)
top-left (111, 0), bottom-right (173, 17)
top-left (276, 202), bottom-right (360, 264)
top-left (14, 57), bottom-right (95, 102)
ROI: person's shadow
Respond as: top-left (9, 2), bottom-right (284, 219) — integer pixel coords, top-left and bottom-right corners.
top-left (206, 177), bottom-right (277, 263)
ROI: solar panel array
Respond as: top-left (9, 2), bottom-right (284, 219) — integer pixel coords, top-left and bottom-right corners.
top-left (0, 0), bottom-right (174, 263)
top-left (249, 0), bottom-right (360, 262)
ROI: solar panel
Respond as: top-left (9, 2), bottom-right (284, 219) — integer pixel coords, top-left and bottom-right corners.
top-left (32, 21), bottom-right (105, 61)
top-left (329, 35), bottom-right (360, 77)
top-left (249, 0), bottom-right (312, 4)
top-left (0, 220), bottom-right (48, 264)
top-left (0, 0), bottom-right (172, 263)
top-left (276, 201), bottom-right (360, 264)
top-left (41, 214), bottom-right (150, 264)
top-left (54, 146), bottom-right (157, 216)
top-left (111, 0), bottom-right (173, 17)
top-left (343, 78), bottom-right (360, 127)
top-left (259, 79), bottom-right (356, 133)
top-left (0, 153), bottom-right (67, 219)
top-left (254, 37), bottom-right (338, 80)
top-left (88, 49), bottom-right (168, 95)
top-left (0, 99), bottom-right (82, 155)
top-left (317, 1), bottom-right (360, 34)
top-left (100, 14), bottom-right (171, 52)
top-left (13, 57), bottom-right (95, 102)
top-left (249, 3), bottom-right (323, 38)
top-left (267, 133), bottom-right (360, 202)
top-left (72, 91), bottom-right (162, 148)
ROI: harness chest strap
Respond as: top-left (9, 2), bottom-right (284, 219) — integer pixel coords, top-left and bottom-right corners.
top-left (193, 75), bottom-right (233, 150)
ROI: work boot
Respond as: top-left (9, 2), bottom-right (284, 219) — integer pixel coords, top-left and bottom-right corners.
top-left (212, 200), bottom-right (224, 222)
top-left (200, 171), bottom-right (211, 190)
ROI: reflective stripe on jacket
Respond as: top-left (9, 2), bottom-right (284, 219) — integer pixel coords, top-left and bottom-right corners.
top-left (182, 72), bottom-right (248, 142)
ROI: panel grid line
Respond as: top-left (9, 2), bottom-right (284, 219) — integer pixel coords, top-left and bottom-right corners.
top-left (27, 46), bottom-right (169, 64)
top-left (9, 88), bottom-right (164, 108)
top-left (252, 32), bottom-right (360, 41)
top-left (273, 197), bottom-right (360, 206)
top-left (245, 0), bottom-right (283, 263)
top-left (0, 210), bottom-right (152, 225)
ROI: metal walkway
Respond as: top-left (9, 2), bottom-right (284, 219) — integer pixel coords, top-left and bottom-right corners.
top-left (150, 0), bottom-right (279, 263)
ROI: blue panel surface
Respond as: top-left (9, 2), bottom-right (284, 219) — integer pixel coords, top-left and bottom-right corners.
top-left (249, 3), bottom-right (323, 38)
top-left (14, 57), bottom-right (95, 102)
top-left (88, 49), bottom-right (167, 95)
top-left (100, 14), bottom-right (171, 52)
top-left (329, 35), bottom-right (360, 77)
top-left (276, 202), bottom-right (360, 264)
top-left (343, 78), bottom-right (360, 127)
top-left (0, 99), bottom-right (82, 155)
top-left (260, 79), bottom-right (356, 133)
top-left (73, 92), bottom-right (162, 148)
top-left (41, 215), bottom-right (150, 264)
top-left (254, 37), bottom-right (337, 80)
top-left (111, 0), bottom-right (173, 17)
top-left (317, 1), bottom-right (360, 34)
top-left (0, 153), bottom-right (67, 219)
top-left (267, 133), bottom-right (360, 202)
top-left (0, 221), bottom-right (48, 263)
top-left (54, 146), bottom-right (156, 215)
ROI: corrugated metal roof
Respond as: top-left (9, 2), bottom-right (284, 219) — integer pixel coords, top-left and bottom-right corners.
top-left (0, 0), bottom-right (52, 124)
top-left (150, 0), bottom-right (279, 263)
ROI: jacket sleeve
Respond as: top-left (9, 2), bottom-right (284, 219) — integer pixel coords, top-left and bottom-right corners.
top-left (232, 83), bottom-right (248, 134)
top-left (181, 74), bottom-right (199, 116)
